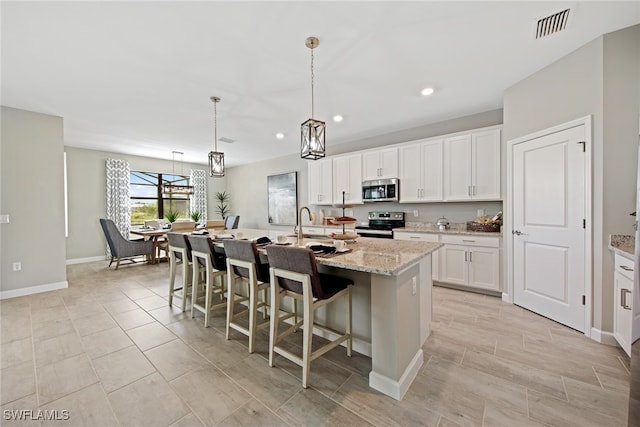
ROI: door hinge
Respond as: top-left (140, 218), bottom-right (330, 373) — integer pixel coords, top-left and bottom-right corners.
top-left (577, 141), bottom-right (586, 152)
top-left (583, 219), bottom-right (586, 229)
top-left (582, 295), bottom-right (585, 305)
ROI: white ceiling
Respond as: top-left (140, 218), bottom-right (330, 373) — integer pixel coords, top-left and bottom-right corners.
top-left (2, 1), bottom-right (639, 167)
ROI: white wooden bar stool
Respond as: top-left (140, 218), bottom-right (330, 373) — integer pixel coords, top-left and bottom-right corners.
top-left (167, 232), bottom-right (193, 312)
top-left (187, 235), bottom-right (227, 327)
top-left (223, 239), bottom-right (270, 353)
top-left (265, 245), bottom-right (353, 388)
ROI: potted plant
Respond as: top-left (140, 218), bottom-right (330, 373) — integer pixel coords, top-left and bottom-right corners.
top-left (165, 211), bottom-right (179, 223)
top-left (215, 191), bottom-right (230, 219)
top-left (190, 211), bottom-right (202, 224)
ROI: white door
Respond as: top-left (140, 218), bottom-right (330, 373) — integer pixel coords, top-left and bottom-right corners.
top-left (512, 125), bottom-right (586, 331)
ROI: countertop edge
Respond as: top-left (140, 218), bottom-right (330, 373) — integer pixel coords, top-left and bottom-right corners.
top-left (608, 244), bottom-right (634, 260)
top-left (395, 227), bottom-right (502, 237)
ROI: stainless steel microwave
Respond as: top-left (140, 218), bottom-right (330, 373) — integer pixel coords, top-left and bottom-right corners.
top-left (362, 178), bottom-right (399, 202)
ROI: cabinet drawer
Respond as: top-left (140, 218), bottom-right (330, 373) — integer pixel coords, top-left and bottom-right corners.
top-left (615, 254), bottom-right (635, 280)
top-left (394, 232), bottom-right (439, 242)
top-left (440, 234), bottom-right (500, 248)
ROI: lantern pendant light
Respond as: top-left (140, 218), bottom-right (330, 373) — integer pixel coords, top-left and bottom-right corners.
top-left (301, 36), bottom-right (326, 160)
top-left (208, 96), bottom-right (225, 177)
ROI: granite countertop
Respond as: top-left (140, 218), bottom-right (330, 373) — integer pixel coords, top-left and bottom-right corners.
top-left (222, 229), bottom-right (441, 277)
top-left (609, 234), bottom-right (635, 259)
top-left (397, 222), bottom-right (503, 237)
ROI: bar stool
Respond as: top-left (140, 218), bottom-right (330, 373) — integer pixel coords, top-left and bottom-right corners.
top-left (223, 239), bottom-right (270, 353)
top-left (265, 245), bottom-right (353, 388)
top-left (187, 235), bottom-right (227, 327)
top-left (167, 232), bottom-right (193, 312)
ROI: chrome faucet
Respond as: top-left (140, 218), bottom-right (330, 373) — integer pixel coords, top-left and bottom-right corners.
top-left (297, 206), bottom-right (312, 243)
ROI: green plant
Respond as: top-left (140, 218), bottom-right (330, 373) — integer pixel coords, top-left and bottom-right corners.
top-left (215, 191), bottom-right (230, 219)
top-left (165, 211), bottom-right (180, 223)
top-left (190, 211), bottom-right (202, 223)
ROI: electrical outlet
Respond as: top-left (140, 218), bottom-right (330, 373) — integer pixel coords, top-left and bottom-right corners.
top-left (0, 214), bottom-right (9, 224)
top-left (413, 210), bottom-right (419, 217)
top-left (12, 262), bottom-right (21, 271)
top-left (412, 277), bottom-right (417, 295)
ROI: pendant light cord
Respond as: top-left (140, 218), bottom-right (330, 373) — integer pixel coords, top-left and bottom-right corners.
top-left (310, 46), bottom-right (315, 119)
top-left (214, 100), bottom-right (218, 152)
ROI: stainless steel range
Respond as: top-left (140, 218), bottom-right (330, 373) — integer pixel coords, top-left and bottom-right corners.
top-left (355, 211), bottom-right (405, 239)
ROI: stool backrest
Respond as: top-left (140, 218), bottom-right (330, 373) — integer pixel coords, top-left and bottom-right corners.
top-left (166, 232), bottom-right (192, 262)
top-left (266, 245), bottom-right (326, 299)
top-left (223, 239), bottom-right (269, 283)
top-left (187, 235), bottom-right (227, 271)
top-left (170, 221), bottom-right (196, 232)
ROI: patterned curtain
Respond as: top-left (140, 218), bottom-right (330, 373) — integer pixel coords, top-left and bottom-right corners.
top-left (190, 169), bottom-right (207, 223)
top-left (106, 159), bottom-right (131, 256)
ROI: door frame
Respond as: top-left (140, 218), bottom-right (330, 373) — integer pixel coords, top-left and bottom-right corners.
top-left (505, 115), bottom-right (592, 336)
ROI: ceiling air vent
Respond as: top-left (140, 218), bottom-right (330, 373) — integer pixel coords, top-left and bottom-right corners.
top-left (218, 137), bottom-right (235, 144)
top-left (535, 8), bottom-right (570, 39)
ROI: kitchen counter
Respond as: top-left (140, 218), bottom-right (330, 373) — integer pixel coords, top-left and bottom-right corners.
top-left (609, 234), bottom-right (635, 260)
top-left (398, 222), bottom-right (503, 236)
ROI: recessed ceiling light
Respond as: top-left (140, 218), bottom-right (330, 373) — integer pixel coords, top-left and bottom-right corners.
top-left (421, 87), bottom-right (435, 96)
top-left (275, 132), bottom-right (285, 139)
top-left (333, 115), bottom-right (343, 123)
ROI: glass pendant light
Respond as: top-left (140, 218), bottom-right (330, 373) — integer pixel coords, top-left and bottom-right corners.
top-left (208, 96), bottom-right (225, 177)
top-left (301, 36), bottom-right (326, 160)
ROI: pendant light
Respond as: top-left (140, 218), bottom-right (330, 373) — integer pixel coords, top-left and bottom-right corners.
top-left (208, 96), bottom-right (225, 177)
top-left (301, 36), bottom-right (325, 160)
top-left (163, 151), bottom-right (193, 195)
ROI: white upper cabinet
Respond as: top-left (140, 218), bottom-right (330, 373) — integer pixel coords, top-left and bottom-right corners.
top-left (308, 159), bottom-right (333, 205)
top-left (444, 127), bottom-right (501, 201)
top-left (333, 154), bottom-right (363, 205)
top-left (363, 147), bottom-right (399, 180)
top-left (399, 139), bottom-right (443, 203)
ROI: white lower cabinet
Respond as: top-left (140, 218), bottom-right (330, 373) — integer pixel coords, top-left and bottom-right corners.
top-left (614, 254), bottom-right (634, 356)
top-left (394, 231), bottom-right (439, 280)
top-left (439, 234), bottom-right (501, 292)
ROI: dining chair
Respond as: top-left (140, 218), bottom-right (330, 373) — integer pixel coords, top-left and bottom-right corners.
top-left (223, 239), bottom-right (270, 353)
top-left (265, 244), bottom-right (353, 388)
top-left (224, 215), bottom-right (240, 230)
top-left (99, 218), bottom-right (154, 270)
top-left (167, 232), bottom-right (193, 312)
top-left (187, 235), bottom-right (228, 327)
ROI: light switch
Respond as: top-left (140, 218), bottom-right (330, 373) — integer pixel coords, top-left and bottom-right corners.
top-left (0, 214), bottom-right (9, 224)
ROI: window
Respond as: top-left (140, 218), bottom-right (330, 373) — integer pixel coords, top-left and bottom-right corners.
top-left (130, 171), bottom-right (191, 225)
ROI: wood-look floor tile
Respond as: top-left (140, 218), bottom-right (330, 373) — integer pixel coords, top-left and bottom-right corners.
top-left (422, 330), bottom-right (470, 364)
top-left (126, 321), bottom-right (177, 351)
top-left (461, 349), bottom-right (567, 400)
top-left (40, 383), bottom-right (119, 427)
top-left (0, 394), bottom-right (40, 427)
top-left (593, 362), bottom-right (631, 394)
top-left (0, 361), bottom-right (35, 405)
top-left (482, 401), bottom-right (548, 427)
top-left (144, 339), bottom-right (210, 381)
top-left (562, 376), bottom-right (629, 420)
top-left (437, 415), bottom-right (465, 427)
top-left (527, 388), bottom-right (623, 427)
top-left (169, 412), bottom-right (205, 427)
top-left (93, 345), bottom-right (156, 392)
top-left (81, 326), bottom-right (134, 359)
top-left (111, 307), bottom-right (156, 330)
top-left (109, 372), bottom-right (190, 427)
top-left (277, 388), bottom-right (374, 426)
top-left (37, 354), bottom-right (98, 405)
top-left (334, 370), bottom-right (441, 427)
top-left (217, 398), bottom-right (286, 426)
top-left (170, 366), bottom-right (252, 425)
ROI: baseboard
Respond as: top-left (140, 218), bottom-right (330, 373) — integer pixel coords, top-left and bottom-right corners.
top-left (0, 281), bottom-right (68, 300)
top-left (369, 348), bottom-right (424, 401)
top-left (590, 327), bottom-right (618, 346)
top-left (66, 256), bottom-right (107, 265)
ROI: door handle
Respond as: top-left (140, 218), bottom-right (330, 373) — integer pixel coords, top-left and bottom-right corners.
top-left (621, 288), bottom-right (632, 310)
top-left (512, 230), bottom-right (527, 236)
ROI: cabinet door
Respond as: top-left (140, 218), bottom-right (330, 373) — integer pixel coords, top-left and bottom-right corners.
top-left (378, 147), bottom-right (398, 179)
top-left (444, 134), bottom-right (472, 201)
top-left (472, 129), bottom-right (501, 200)
top-left (333, 154), bottom-right (362, 204)
top-left (362, 151), bottom-right (382, 180)
top-left (439, 244), bottom-right (467, 286)
top-left (614, 271), bottom-right (633, 356)
top-left (308, 159), bottom-right (332, 205)
top-left (399, 143), bottom-right (423, 202)
top-left (468, 246), bottom-right (500, 291)
top-left (421, 139), bottom-right (443, 201)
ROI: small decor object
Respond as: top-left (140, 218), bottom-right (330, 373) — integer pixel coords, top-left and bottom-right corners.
top-left (301, 36), bottom-right (326, 160)
top-left (466, 211), bottom-right (502, 232)
top-left (190, 211), bottom-right (202, 223)
top-left (215, 191), bottom-right (230, 219)
top-left (165, 211), bottom-right (180, 223)
top-left (208, 96), bottom-right (225, 177)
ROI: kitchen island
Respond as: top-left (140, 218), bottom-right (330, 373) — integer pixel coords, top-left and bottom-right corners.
top-left (230, 229), bottom-right (441, 400)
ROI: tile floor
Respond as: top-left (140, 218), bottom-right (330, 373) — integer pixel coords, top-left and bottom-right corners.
top-left (0, 260), bottom-right (630, 426)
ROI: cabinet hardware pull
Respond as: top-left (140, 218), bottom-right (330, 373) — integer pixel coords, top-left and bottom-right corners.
top-left (417, 189), bottom-right (420, 198)
top-left (472, 185), bottom-right (476, 196)
top-left (469, 251), bottom-right (472, 262)
top-left (621, 288), bottom-right (632, 310)
top-left (410, 236), bottom-right (420, 239)
top-left (621, 265), bottom-right (634, 272)
top-left (464, 251), bottom-right (468, 262)
top-left (462, 240), bottom-right (475, 243)
top-left (468, 185), bottom-right (471, 196)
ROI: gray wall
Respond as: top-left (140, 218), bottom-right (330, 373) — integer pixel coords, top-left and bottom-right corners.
top-left (503, 24), bottom-right (640, 334)
top-left (226, 109), bottom-right (504, 233)
top-left (65, 146), bottom-right (227, 261)
top-left (1, 107), bottom-right (67, 292)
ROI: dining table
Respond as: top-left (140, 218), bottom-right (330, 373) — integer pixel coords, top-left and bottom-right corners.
top-left (130, 227), bottom-right (169, 264)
